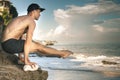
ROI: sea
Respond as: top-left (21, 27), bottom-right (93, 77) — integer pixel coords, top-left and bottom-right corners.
top-left (29, 42), bottom-right (120, 80)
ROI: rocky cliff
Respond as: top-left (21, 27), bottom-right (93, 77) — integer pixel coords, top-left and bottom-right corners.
top-left (0, 50), bottom-right (48, 80)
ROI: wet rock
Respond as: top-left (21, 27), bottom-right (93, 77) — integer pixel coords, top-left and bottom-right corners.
top-left (102, 60), bottom-right (118, 65)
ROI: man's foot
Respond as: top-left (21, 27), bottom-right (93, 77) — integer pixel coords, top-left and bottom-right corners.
top-left (18, 59), bottom-right (24, 65)
top-left (18, 53), bottom-right (24, 62)
top-left (19, 57), bottom-right (25, 62)
top-left (60, 50), bottom-right (73, 58)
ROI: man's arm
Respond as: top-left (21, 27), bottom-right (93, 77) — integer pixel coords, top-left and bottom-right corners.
top-left (24, 20), bottom-right (35, 65)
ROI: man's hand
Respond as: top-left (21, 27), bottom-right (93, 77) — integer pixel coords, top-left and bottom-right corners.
top-left (25, 61), bottom-right (37, 68)
top-left (19, 53), bottom-right (37, 68)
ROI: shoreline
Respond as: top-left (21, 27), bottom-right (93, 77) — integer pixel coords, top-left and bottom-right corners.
top-left (46, 69), bottom-right (120, 80)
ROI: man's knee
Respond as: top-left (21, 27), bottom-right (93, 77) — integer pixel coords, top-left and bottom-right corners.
top-left (32, 42), bottom-right (46, 52)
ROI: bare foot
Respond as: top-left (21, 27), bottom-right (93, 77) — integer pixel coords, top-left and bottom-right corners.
top-left (18, 53), bottom-right (24, 62)
top-left (60, 50), bottom-right (73, 58)
top-left (20, 58), bottom-right (24, 62)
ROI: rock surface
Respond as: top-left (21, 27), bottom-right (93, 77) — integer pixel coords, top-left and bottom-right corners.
top-left (0, 50), bottom-right (48, 80)
top-left (102, 60), bottom-right (118, 65)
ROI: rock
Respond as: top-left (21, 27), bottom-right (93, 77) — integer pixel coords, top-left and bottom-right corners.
top-left (0, 50), bottom-right (48, 80)
top-left (0, 51), bottom-right (18, 65)
top-left (102, 60), bottom-right (118, 65)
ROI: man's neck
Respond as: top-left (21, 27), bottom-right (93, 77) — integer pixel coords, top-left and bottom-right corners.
top-left (27, 13), bottom-right (34, 20)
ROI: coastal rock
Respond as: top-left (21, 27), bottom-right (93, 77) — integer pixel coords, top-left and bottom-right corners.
top-left (102, 60), bottom-right (118, 65)
top-left (0, 50), bottom-right (48, 80)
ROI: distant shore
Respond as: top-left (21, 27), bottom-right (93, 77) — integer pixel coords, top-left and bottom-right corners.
top-left (33, 40), bottom-right (57, 46)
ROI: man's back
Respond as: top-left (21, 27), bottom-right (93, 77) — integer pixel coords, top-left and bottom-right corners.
top-left (2, 15), bottom-right (35, 42)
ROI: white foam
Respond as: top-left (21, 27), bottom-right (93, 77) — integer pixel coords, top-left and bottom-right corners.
top-left (30, 54), bottom-right (120, 72)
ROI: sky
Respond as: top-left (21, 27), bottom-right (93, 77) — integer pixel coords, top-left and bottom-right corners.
top-left (10, 0), bottom-right (120, 43)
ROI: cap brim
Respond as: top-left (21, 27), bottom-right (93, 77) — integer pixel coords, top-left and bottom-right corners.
top-left (40, 8), bottom-right (45, 12)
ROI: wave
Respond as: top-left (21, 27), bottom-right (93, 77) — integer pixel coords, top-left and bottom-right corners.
top-left (30, 53), bottom-right (120, 73)
top-left (46, 67), bottom-right (97, 72)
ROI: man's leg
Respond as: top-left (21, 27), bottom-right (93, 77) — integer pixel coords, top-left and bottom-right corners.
top-left (30, 41), bottom-right (73, 58)
top-left (18, 53), bottom-right (30, 63)
top-left (20, 41), bottom-right (73, 65)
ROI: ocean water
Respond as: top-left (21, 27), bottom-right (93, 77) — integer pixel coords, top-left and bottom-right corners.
top-left (30, 43), bottom-right (120, 80)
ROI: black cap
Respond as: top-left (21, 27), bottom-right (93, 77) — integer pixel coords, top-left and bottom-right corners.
top-left (27, 3), bottom-right (45, 13)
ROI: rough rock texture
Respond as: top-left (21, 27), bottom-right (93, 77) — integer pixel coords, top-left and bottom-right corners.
top-left (102, 60), bottom-right (118, 65)
top-left (0, 50), bottom-right (48, 80)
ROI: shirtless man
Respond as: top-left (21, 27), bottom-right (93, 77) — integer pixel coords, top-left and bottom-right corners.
top-left (1, 3), bottom-right (73, 66)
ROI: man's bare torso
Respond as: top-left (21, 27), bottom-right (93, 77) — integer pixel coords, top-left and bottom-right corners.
top-left (2, 15), bottom-right (35, 42)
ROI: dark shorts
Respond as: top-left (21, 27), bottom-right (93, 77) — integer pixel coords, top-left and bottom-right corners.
top-left (1, 39), bottom-right (25, 54)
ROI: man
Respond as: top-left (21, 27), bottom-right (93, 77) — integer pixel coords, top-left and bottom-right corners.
top-left (1, 3), bottom-right (73, 66)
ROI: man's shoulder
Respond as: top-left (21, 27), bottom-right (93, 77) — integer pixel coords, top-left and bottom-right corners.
top-left (17, 15), bottom-right (30, 20)
top-left (17, 15), bottom-right (27, 18)
top-left (17, 15), bottom-right (35, 26)
top-left (20, 15), bottom-right (35, 23)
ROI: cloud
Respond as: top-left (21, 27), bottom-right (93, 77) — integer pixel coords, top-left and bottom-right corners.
top-left (54, 25), bottom-right (66, 35)
top-left (36, 0), bottom-right (120, 43)
top-left (91, 18), bottom-right (120, 42)
top-left (54, 9), bottom-right (70, 19)
top-left (94, 18), bottom-right (120, 33)
top-left (66, 0), bottom-right (120, 15)
top-left (93, 25), bottom-right (104, 32)
top-left (46, 25), bottom-right (66, 36)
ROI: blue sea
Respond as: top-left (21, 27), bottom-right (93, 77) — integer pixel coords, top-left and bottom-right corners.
top-left (30, 43), bottom-right (120, 80)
